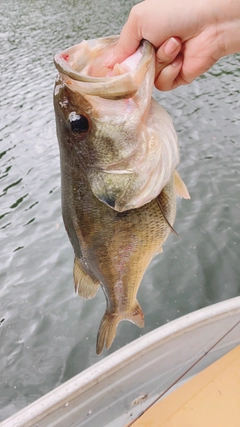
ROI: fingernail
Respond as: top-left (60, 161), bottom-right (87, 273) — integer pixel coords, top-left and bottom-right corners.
top-left (164, 37), bottom-right (180, 56)
top-left (103, 51), bottom-right (119, 69)
top-left (172, 54), bottom-right (182, 67)
top-left (103, 52), bottom-right (114, 68)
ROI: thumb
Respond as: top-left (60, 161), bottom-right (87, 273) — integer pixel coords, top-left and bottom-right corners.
top-left (106, 13), bottom-right (142, 67)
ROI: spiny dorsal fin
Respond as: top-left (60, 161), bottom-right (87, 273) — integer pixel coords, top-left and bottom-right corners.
top-left (73, 256), bottom-right (99, 299)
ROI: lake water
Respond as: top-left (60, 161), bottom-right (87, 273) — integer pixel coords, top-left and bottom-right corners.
top-left (1, 0), bottom-right (240, 421)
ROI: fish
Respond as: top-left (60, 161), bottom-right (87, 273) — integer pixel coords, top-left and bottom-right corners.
top-left (53, 36), bottom-right (190, 354)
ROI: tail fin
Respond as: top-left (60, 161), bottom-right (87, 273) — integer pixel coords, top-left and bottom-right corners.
top-left (96, 301), bottom-right (144, 355)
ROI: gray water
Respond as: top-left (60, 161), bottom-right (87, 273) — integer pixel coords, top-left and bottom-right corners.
top-left (1, 0), bottom-right (240, 422)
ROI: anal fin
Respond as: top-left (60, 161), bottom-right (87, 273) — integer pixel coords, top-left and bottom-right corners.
top-left (73, 256), bottom-right (99, 300)
top-left (96, 300), bottom-right (144, 355)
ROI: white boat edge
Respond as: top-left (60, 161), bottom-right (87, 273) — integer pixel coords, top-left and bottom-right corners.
top-left (1, 296), bottom-right (240, 427)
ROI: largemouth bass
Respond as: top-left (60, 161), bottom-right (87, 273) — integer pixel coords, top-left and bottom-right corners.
top-left (54, 36), bottom-right (189, 354)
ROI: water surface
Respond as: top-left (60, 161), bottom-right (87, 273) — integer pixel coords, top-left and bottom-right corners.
top-left (1, 0), bottom-right (240, 421)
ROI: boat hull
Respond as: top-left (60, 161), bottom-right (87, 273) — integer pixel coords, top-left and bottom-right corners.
top-left (1, 297), bottom-right (240, 427)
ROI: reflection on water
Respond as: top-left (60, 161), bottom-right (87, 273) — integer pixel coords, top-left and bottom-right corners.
top-left (1, 0), bottom-right (240, 422)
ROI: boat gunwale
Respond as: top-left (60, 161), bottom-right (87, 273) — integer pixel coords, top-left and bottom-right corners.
top-left (1, 296), bottom-right (240, 427)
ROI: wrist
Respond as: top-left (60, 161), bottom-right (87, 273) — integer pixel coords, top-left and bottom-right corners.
top-left (214, 0), bottom-right (240, 58)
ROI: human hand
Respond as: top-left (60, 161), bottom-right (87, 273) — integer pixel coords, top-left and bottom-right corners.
top-left (107, 0), bottom-right (240, 91)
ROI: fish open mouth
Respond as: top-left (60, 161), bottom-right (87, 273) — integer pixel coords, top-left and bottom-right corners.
top-left (54, 36), bottom-right (154, 99)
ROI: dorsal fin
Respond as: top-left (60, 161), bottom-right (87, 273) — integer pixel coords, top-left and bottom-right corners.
top-left (73, 256), bottom-right (100, 299)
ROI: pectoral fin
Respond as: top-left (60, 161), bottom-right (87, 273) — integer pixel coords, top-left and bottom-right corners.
top-left (73, 256), bottom-right (100, 299)
top-left (96, 301), bottom-right (144, 355)
top-left (174, 170), bottom-right (190, 199)
top-left (156, 196), bottom-right (179, 237)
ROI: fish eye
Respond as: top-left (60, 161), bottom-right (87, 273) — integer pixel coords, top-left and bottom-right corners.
top-left (68, 111), bottom-right (89, 133)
